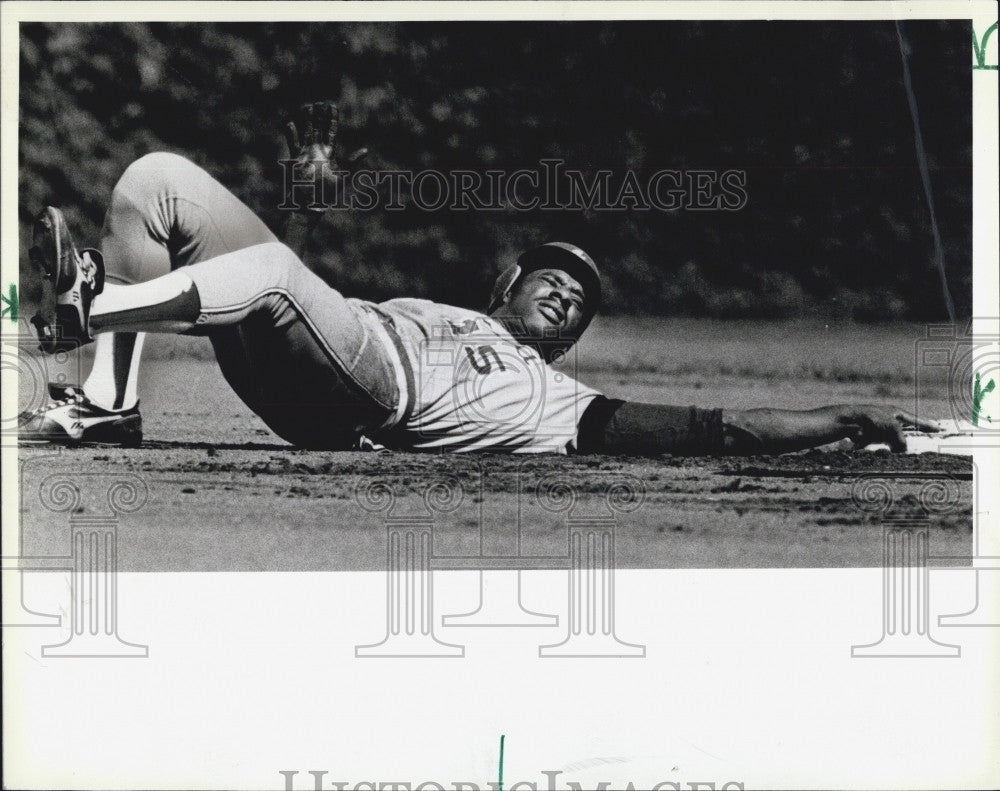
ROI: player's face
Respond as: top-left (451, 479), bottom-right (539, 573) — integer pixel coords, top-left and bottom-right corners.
top-left (505, 268), bottom-right (587, 339)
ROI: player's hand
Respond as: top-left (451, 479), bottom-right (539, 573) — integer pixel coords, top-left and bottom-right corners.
top-left (835, 405), bottom-right (943, 452)
top-left (281, 101), bottom-right (368, 214)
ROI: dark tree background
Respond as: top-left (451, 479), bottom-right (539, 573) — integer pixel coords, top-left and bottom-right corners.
top-left (18, 21), bottom-right (972, 320)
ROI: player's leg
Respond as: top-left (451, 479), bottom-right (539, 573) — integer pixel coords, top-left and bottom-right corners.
top-left (97, 155), bottom-right (401, 446)
top-left (82, 334), bottom-right (145, 410)
top-left (23, 153), bottom-right (401, 447)
top-left (101, 155), bottom-right (395, 446)
top-left (86, 152), bottom-right (281, 408)
top-left (24, 216), bottom-right (402, 448)
top-left (79, 195), bottom-right (163, 413)
top-left (23, 153), bottom-right (280, 444)
top-left (85, 242), bottom-right (402, 447)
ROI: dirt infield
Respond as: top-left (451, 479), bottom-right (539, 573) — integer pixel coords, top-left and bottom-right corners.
top-left (17, 438), bottom-right (972, 572)
top-left (15, 320), bottom-right (974, 572)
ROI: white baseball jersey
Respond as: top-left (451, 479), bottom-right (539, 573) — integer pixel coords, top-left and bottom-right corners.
top-left (367, 298), bottom-right (600, 453)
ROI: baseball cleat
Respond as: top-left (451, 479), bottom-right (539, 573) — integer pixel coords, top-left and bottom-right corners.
top-left (19, 384), bottom-right (142, 447)
top-left (29, 206), bottom-right (105, 354)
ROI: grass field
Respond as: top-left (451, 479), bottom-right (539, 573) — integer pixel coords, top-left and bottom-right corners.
top-left (15, 318), bottom-right (972, 570)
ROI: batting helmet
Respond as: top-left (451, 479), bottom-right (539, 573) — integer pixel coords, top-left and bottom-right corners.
top-left (487, 242), bottom-right (602, 340)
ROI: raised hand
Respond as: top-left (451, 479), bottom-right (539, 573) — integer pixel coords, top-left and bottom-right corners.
top-left (281, 100), bottom-right (368, 214)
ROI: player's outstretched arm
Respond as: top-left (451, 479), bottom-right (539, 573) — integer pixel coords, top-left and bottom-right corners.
top-left (575, 398), bottom-right (941, 456)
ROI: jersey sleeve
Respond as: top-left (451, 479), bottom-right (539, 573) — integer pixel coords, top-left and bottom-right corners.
top-left (573, 397), bottom-right (726, 455)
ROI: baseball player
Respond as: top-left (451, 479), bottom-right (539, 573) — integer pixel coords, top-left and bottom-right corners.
top-left (20, 103), bottom-right (939, 455)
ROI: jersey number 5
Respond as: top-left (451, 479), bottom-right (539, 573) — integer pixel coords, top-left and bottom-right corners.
top-left (465, 345), bottom-right (507, 375)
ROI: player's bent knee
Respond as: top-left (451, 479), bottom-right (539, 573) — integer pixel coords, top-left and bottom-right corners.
top-left (124, 151), bottom-right (190, 176)
top-left (260, 241), bottom-right (302, 280)
top-left (120, 152), bottom-right (212, 193)
top-left (270, 241), bottom-right (304, 271)
top-left (228, 242), bottom-right (305, 292)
